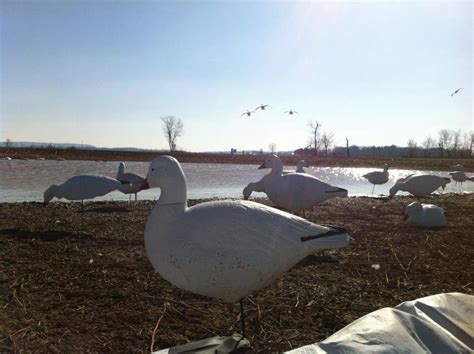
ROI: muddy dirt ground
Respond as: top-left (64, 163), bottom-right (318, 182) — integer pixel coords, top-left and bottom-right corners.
top-left (1, 194), bottom-right (473, 352)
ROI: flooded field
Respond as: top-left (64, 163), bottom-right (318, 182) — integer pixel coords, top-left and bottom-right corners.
top-left (1, 159), bottom-right (472, 203)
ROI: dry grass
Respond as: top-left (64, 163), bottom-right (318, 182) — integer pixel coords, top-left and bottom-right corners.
top-left (1, 194), bottom-right (473, 352)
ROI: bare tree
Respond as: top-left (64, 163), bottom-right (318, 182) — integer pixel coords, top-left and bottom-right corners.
top-left (438, 129), bottom-right (452, 158)
top-left (451, 130), bottom-right (461, 157)
top-left (321, 131), bottom-right (335, 156)
top-left (268, 142), bottom-right (277, 154)
top-left (161, 116), bottom-right (183, 151)
top-left (345, 137), bottom-right (350, 157)
top-left (407, 139), bottom-right (417, 158)
top-left (422, 136), bottom-right (434, 157)
top-left (308, 121), bottom-right (322, 156)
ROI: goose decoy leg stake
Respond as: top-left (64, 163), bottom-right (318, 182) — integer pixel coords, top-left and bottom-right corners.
top-left (239, 299), bottom-right (246, 338)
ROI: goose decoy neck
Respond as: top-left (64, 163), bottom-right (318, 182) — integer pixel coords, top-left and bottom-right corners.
top-left (157, 174), bottom-right (188, 206)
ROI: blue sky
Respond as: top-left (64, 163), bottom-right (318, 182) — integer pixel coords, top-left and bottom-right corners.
top-left (1, 1), bottom-right (472, 151)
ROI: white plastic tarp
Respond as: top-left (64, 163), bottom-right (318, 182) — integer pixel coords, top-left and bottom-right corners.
top-left (287, 292), bottom-right (473, 353)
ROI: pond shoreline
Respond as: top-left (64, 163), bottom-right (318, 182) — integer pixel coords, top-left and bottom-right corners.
top-left (1, 147), bottom-right (473, 172)
top-left (1, 194), bottom-right (472, 351)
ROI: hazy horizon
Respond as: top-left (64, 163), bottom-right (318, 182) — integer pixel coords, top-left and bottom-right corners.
top-left (2, 1), bottom-right (472, 152)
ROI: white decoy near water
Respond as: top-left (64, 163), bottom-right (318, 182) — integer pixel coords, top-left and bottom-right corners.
top-left (449, 171), bottom-right (474, 187)
top-left (140, 155), bottom-right (349, 336)
top-left (452, 164), bottom-right (464, 172)
top-left (404, 202), bottom-right (446, 228)
top-left (116, 162), bottom-right (145, 202)
top-left (44, 175), bottom-right (132, 223)
top-left (362, 165), bottom-right (389, 195)
top-left (243, 155), bottom-right (347, 212)
top-left (3, 157), bottom-right (12, 160)
top-left (389, 174), bottom-right (450, 197)
top-left (283, 160), bottom-right (309, 174)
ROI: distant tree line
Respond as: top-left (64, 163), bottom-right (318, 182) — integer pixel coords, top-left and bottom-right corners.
top-left (295, 129), bottom-right (473, 158)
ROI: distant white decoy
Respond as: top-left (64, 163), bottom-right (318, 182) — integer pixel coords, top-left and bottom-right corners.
top-left (284, 110), bottom-right (299, 115)
top-left (362, 165), bottom-right (389, 195)
top-left (44, 175), bottom-right (131, 203)
top-left (116, 162), bottom-right (145, 202)
top-left (452, 164), bottom-right (464, 172)
top-left (451, 88), bottom-right (462, 97)
top-left (3, 157), bottom-right (12, 160)
top-left (254, 104), bottom-right (270, 111)
top-left (241, 110), bottom-right (254, 117)
top-left (141, 155), bottom-right (348, 335)
top-left (404, 202), bottom-right (446, 228)
top-left (389, 175), bottom-right (451, 197)
top-left (283, 160), bottom-right (309, 174)
top-left (449, 171), bottom-right (474, 186)
top-left (243, 155), bottom-right (347, 212)
top-left (44, 175), bottom-right (132, 223)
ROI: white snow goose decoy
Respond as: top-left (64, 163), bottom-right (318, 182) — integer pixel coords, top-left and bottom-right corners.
top-left (404, 202), bottom-right (446, 228)
top-left (452, 164), bottom-right (464, 172)
top-left (283, 160), bottom-right (309, 174)
top-left (389, 174), bottom-right (450, 197)
top-left (243, 155), bottom-right (347, 213)
top-left (362, 165), bottom-right (389, 195)
top-left (44, 174), bottom-right (133, 223)
top-left (116, 162), bottom-right (145, 202)
top-left (449, 171), bottom-right (474, 187)
top-left (140, 156), bottom-right (349, 337)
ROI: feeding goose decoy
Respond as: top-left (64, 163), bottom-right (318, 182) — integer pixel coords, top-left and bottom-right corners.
top-left (403, 202), bottom-right (446, 228)
top-left (389, 174), bottom-right (450, 198)
top-left (116, 162), bottom-right (145, 202)
top-left (44, 174), bottom-right (133, 224)
top-left (140, 156), bottom-right (349, 338)
top-left (362, 165), bottom-right (389, 195)
top-left (243, 155), bottom-right (347, 212)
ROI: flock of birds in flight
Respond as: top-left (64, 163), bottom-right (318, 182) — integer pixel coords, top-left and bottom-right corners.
top-left (241, 104), bottom-right (298, 117)
top-left (242, 88), bottom-right (463, 118)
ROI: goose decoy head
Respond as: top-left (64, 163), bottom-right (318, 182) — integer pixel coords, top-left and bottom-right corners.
top-left (44, 185), bottom-right (59, 203)
top-left (118, 162), bottom-right (125, 173)
top-left (258, 154), bottom-right (279, 170)
top-left (142, 155), bottom-right (184, 190)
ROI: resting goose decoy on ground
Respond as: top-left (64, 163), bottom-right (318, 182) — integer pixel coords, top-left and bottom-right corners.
top-left (395, 173), bottom-right (415, 184)
top-left (116, 162), bottom-right (145, 202)
top-left (389, 174), bottom-right (450, 198)
top-left (243, 155), bottom-right (347, 212)
top-left (362, 165), bottom-right (389, 195)
top-left (141, 156), bottom-right (349, 336)
top-left (404, 202), bottom-right (446, 228)
top-left (283, 160), bottom-right (309, 174)
top-left (453, 164), bottom-right (464, 172)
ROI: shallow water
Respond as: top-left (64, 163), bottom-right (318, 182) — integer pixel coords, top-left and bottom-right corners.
top-left (0, 159), bottom-right (472, 203)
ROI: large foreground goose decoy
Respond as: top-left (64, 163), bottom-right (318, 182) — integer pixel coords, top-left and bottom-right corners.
top-left (116, 162), bottom-right (145, 202)
top-left (404, 202), bottom-right (446, 228)
top-left (140, 156), bottom-right (349, 336)
top-left (389, 175), bottom-right (450, 197)
top-left (243, 155), bottom-right (347, 212)
top-left (362, 165), bottom-right (389, 195)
